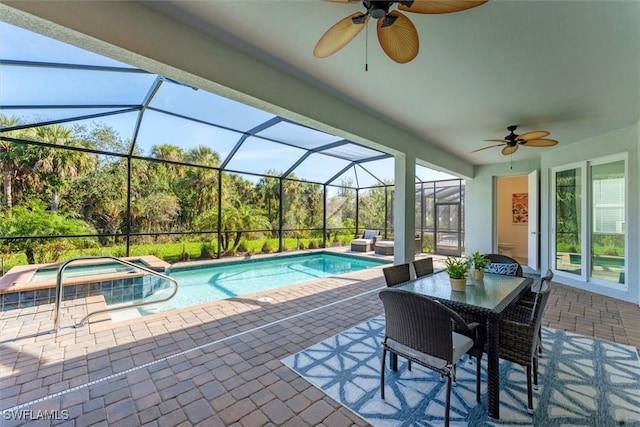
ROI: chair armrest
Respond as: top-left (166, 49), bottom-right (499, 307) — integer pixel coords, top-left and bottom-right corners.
top-left (503, 305), bottom-right (534, 323)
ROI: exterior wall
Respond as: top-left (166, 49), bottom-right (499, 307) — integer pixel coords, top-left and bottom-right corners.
top-left (467, 124), bottom-right (639, 304)
top-left (540, 124), bottom-right (639, 304)
top-left (465, 158), bottom-right (540, 256)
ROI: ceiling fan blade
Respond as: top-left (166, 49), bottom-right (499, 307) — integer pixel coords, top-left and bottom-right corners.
top-left (377, 11), bottom-right (419, 63)
top-left (322, 0), bottom-right (360, 2)
top-left (502, 145), bottom-right (518, 155)
top-left (398, 0), bottom-right (488, 14)
top-left (521, 138), bottom-right (559, 147)
top-left (484, 139), bottom-right (509, 143)
top-left (517, 130), bottom-right (549, 141)
top-left (314, 13), bottom-right (369, 58)
top-left (471, 143), bottom-right (505, 153)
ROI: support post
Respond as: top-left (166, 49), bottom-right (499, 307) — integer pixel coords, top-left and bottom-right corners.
top-left (393, 153), bottom-right (416, 265)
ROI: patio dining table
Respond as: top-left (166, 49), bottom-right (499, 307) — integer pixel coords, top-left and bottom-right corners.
top-left (393, 270), bottom-right (533, 419)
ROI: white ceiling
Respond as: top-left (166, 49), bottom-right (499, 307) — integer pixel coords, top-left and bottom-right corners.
top-left (146, 0), bottom-right (639, 166)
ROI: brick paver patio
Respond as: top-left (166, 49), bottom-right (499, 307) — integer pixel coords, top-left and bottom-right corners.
top-left (1, 255), bottom-right (638, 426)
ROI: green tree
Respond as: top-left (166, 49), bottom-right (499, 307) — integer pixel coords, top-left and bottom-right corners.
top-left (0, 116), bottom-right (27, 209)
top-left (256, 172), bottom-right (281, 230)
top-left (30, 124), bottom-right (97, 210)
top-left (196, 203), bottom-right (271, 252)
top-left (70, 159), bottom-right (128, 240)
top-left (174, 146), bottom-right (220, 227)
top-left (0, 200), bottom-right (97, 263)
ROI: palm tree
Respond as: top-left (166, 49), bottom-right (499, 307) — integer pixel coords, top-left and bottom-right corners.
top-left (0, 116), bottom-right (26, 208)
top-left (221, 203), bottom-right (271, 251)
top-left (32, 124), bottom-right (97, 210)
top-left (183, 146), bottom-right (221, 215)
top-left (256, 172), bottom-right (281, 229)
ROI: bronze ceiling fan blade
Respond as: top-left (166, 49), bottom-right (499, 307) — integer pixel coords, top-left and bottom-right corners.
top-left (517, 130), bottom-right (549, 141)
top-left (314, 13), bottom-right (369, 58)
top-left (377, 11), bottom-right (419, 63)
top-left (502, 145), bottom-right (518, 155)
top-left (398, 0), bottom-right (488, 14)
top-left (521, 138), bottom-right (559, 147)
top-left (471, 143), bottom-right (505, 153)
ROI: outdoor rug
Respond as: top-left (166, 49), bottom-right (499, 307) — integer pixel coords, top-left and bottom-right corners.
top-left (282, 317), bottom-right (640, 426)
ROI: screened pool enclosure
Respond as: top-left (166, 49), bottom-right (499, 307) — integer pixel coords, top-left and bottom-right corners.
top-left (0, 22), bottom-right (464, 271)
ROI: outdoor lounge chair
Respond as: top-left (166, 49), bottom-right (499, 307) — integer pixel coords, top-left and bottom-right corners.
top-left (350, 229), bottom-right (380, 252)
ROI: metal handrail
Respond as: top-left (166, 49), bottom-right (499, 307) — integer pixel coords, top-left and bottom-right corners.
top-left (53, 256), bottom-right (178, 331)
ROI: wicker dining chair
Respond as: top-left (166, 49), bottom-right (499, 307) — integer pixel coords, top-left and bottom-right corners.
top-left (382, 263), bottom-right (411, 287)
top-left (379, 288), bottom-right (482, 427)
top-left (498, 288), bottom-right (551, 415)
top-left (482, 253), bottom-right (524, 277)
top-left (517, 269), bottom-right (554, 354)
top-left (413, 257), bottom-right (434, 278)
top-left (518, 269), bottom-right (554, 308)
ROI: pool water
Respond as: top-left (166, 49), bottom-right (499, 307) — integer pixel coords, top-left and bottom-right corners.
top-left (138, 253), bottom-right (386, 315)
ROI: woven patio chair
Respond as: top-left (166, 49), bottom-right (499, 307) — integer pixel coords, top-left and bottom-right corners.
top-left (517, 269), bottom-right (554, 354)
top-left (498, 288), bottom-right (551, 415)
top-left (382, 263), bottom-right (410, 287)
top-left (379, 288), bottom-right (482, 427)
top-left (413, 257), bottom-right (434, 278)
top-left (518, 269), bottom-right (554, 308)
top-left (482, 253), bottom-right (524, 277)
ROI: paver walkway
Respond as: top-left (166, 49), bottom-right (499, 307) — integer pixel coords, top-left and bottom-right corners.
top-left (1, 256), bottom-right (638, 426)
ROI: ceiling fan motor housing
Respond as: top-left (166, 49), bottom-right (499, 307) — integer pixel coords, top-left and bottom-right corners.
top-left (366, 1), bottom-right (393, 19)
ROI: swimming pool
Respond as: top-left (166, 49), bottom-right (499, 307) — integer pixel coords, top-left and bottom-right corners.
top-left (30, 260), bottom-right (148, 283)
top-left (138, 252), bottom-right (387, 315)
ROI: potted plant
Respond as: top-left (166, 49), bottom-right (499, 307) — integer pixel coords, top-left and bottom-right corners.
top-left (445, 257), bottom-right (470, 291)
top-left (469, 251), bottom-right (491, 280)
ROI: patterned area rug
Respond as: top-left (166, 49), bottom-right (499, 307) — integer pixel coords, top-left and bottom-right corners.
top-left (282, 317), bottom-right (640, 426)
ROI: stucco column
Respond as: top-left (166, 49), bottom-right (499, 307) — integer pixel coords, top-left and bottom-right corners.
top-left (393, 153), bottom-right (416, 265)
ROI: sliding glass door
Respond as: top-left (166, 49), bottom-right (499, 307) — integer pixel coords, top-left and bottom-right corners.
top-left (552, 155), bottom-right (626, 287)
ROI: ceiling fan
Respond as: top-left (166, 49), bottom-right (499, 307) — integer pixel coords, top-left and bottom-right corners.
top-left (314, 0), bottom-right (488, 64)
top-left (473, 125), bottom-right (559, 155)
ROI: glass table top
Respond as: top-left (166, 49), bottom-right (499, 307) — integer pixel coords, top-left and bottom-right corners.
top-left (396, 271), bottom-right (530, 311)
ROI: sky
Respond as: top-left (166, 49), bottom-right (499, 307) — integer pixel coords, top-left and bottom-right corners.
top-left (0, 22), bottom-right (456, 186)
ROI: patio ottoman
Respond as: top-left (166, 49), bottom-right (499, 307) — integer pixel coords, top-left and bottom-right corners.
top-left (374, 241), bottom-right (394, 255)
top-left (351, 239), bottom-right (372, 252)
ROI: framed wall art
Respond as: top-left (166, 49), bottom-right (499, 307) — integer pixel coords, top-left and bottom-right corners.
top-left (512, 193), bottom-right (528, 224)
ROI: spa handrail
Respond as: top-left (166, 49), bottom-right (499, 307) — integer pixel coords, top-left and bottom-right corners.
top-left (53, 256), bottom-right (178, 331)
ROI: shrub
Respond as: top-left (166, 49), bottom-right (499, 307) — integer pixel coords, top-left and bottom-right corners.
top-left (308, 240), bottom-right (317, 250)
top-left (201, 242), bottom-right (216, 259)
top-left (236, 241), bottom-right (249, 253)
top-left (261, 240), bottom-right (274, 254)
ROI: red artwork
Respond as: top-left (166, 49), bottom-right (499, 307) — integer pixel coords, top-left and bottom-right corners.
top-left (512, 193), bottom-right (528, 224)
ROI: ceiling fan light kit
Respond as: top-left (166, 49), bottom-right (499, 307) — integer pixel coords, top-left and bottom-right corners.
top-left (315, 0), bottom-right (488, 63)
top-left (472, 125), bottom-right (559, 156)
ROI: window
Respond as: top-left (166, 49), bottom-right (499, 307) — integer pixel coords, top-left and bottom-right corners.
top-left (552, 155), bottom-right (626, 287)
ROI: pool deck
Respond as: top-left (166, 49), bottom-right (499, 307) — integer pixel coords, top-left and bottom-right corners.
top-left (1, 251), bottom-right (639, 426)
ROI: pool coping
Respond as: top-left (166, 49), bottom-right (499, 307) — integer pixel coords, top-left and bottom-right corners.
top-left (167, 249), bottom-right (390, 272)
top-left (0, 255), bottom-right (169, 293)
